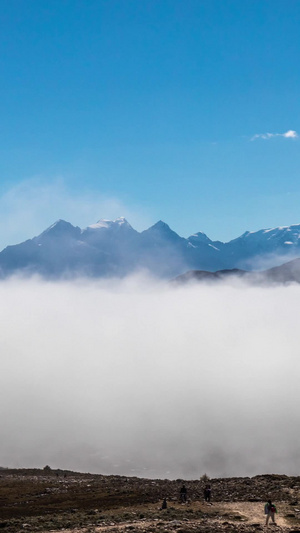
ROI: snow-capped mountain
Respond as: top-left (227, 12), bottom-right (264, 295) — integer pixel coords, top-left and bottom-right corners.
top-left (1, 218), bottom-right (300, 279)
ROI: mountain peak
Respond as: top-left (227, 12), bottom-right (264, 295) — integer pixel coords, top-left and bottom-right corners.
top-left (148, 220), bottom-right (172, 232)
top-left (47, 219), bottom-right (72, 229)
top-left (188, 231), bottom-right (212, 244)
top-left (141, 220), bottom-right (185, 245)
top-left (35, 219), bottom-right (81, 243)
top-left (41, 219), bottom-right (78, 235)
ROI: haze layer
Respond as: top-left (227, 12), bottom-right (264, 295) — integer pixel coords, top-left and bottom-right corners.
top-left (1, 277), bottom-right (299, 479)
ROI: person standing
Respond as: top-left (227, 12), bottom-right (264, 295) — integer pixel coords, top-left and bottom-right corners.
top-left (264, 500), bottom-right (277, 526)
top-left (180, 484), bottom-right (187, 503)
top-left (204, 484), bottom-right (211, 502)
top-left (161, 498), bottom-right (167, 509)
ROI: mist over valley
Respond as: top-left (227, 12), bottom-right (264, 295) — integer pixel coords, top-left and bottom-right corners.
top-left (1, 276), bottom-right (300, 479)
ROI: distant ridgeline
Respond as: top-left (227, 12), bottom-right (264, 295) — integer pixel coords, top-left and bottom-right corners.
top-left (1, 217), bottom-right (300, 280)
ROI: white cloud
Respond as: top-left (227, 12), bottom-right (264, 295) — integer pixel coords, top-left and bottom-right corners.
top-left (282, 130), bottom-right (298, 138)
top-left (1, 276), bottom-right (300, 479)
top-left (0, 177), bottom-right (153, 251)
top-left (251, 129), bottom-right (298, 141)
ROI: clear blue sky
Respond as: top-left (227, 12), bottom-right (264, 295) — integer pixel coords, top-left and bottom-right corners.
top-left (1, 0), bottom-right (300, 249)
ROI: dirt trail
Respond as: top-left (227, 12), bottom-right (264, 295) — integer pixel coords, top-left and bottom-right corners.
top-left (40, 502), bottom-right (292, 533)
top-left (219, 501), bottom-right (288, 528)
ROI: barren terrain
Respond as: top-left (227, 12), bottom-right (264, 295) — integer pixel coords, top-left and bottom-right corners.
top-left (0, 469), bottom-right (299, 533)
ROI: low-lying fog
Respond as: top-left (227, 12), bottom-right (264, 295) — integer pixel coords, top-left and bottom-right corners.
top-left (1, 276), bottom-right (299, 479)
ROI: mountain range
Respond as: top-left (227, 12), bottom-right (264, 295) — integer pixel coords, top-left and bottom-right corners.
top-left (1, 217), bottom-right (300, 279)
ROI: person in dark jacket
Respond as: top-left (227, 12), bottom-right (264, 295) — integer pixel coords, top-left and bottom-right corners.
top-left (180, 484), bottom-right (187, 503)
top-left (204, 484), bottom-right (211, 502)
top-left (161, 498), bottom-right (167, 509)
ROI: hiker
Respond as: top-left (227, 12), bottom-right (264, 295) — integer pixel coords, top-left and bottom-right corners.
top-left (204, 484), bottom-right (211, 502)
top-left (161, 498), bottom-right (167, 509)
top-left (180, 484), bottom-right (187, 503)
top-left (264, 500), bottom-right (277, 526)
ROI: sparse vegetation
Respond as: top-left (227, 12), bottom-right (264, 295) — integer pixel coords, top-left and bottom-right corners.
top-left (200, 473), bottom-right (210, 483)
top-left (0, 469), bottom-right (299, 533)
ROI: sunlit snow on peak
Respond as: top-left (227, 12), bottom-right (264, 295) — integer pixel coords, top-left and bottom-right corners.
top-left (88, 217), bottom-right (131, 230)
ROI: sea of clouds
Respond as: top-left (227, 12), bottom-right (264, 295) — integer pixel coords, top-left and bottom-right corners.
top-left (1, 275), bottom-right (299, 479)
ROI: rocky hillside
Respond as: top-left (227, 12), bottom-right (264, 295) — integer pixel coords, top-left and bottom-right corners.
top-left (0, 468), bottom-right (299, 533)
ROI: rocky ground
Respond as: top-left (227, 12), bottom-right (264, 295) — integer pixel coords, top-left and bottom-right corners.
top-left (0, 469), bottom-right (300, 533)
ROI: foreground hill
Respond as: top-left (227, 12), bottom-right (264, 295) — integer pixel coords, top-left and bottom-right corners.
top-left (0, 468), bottom-right (299, 533)
top-left (173, 257), bottom-right (300, 285)
top-left (1, 218), bottom-right (300, 278)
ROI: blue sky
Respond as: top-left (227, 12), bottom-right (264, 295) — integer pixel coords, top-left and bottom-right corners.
top-left (0, 0), bottom-right (300, 249)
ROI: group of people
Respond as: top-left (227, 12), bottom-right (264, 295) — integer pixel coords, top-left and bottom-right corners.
top-left (179, 483), bottom-right (211, 503)
top-left (162, 485), bottom-right (278, 527)
top-left (180, 485), bottom-right (211, 503)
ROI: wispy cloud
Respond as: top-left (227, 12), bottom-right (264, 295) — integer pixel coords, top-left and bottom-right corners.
top-left (251, 129), bottom-right (298, 141)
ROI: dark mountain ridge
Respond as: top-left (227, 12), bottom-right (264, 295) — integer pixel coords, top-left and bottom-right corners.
top-left (173, 257), bottom-right (300, 285)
